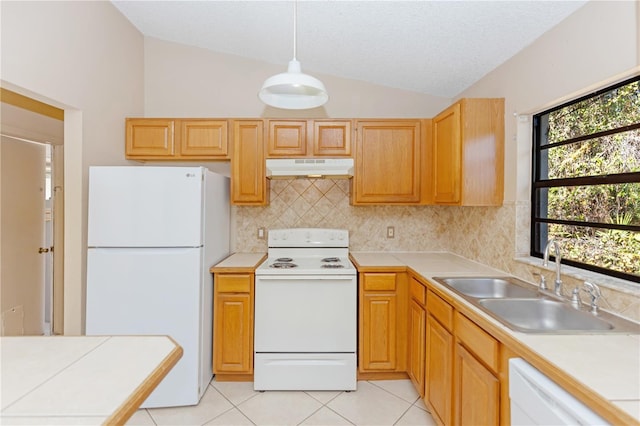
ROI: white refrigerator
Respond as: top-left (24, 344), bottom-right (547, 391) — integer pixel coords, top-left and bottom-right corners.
top-left (85, 166), bottom-right (230, 408)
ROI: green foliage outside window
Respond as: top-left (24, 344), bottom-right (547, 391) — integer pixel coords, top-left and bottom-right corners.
top-left (534, 78), bottom-right (640, 279)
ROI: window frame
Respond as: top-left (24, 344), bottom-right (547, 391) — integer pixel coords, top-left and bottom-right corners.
top-left (530, 75), bottom-right (640, 283)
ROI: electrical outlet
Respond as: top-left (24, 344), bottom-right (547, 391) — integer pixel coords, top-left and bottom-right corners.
top-left (386, 226), bottom-right (395, 238)
top-left (257, 227), bottom-right (266, 240)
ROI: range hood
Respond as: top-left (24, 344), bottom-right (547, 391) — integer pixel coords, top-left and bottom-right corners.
top-left (266, 158), bottom-right (354, 179)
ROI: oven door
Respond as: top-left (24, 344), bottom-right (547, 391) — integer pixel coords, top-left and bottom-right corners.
top-left (254, 275), bottom-right (357, 353)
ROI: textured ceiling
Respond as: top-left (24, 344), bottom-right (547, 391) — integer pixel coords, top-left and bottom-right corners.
top-left (112, 0), bottom-right (588, 98)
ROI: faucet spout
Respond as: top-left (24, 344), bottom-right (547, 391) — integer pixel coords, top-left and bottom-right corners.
top-left (543, 239), bottom-right (563, 296)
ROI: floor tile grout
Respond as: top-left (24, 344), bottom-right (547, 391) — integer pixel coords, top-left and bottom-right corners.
top-left (143, 377), bottom-right (435, 426)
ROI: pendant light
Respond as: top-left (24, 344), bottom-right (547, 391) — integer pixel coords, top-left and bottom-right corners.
top-left (258, 1), bottom-right (328, 109)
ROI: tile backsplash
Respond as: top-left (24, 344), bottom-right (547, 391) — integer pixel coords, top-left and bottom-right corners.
top-left (233, 178), bottom-right (640, 321)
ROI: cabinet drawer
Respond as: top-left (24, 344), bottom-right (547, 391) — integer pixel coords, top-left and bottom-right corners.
top-left (409, 277), bottom-right (426, 306)
top-left (217, 274), bottom-right (251, 293)
top-left (427, 289), bottom-right (453, 331)
top-left (363, 273), bottom-right (396, 291)
top-left (455, 311), bottom-right (498, 372)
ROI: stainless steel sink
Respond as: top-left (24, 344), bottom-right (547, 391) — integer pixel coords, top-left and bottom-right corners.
top-left (432, 276), bottom-right (640, 334)
top-left (477, 298), bottom-right (616, 333)
top-left (434, 276), bottom-right (539, 299)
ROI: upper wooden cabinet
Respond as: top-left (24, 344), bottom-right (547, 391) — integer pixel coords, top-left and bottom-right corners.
top-left (231, 120), bottom-right (269, 205)
top-left (266, 119), bottom-right (352, 157)
top-left (125, 118), bottom-right (229, 160)
top-left (432, 98), bottom-right (504, 205)
top-left (352, 120), bottom-right (428, 205)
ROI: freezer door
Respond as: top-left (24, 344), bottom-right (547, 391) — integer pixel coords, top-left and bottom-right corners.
top-left (88, 166), bottom-right (204, 247)
top-left (86, 247), bottom-right (207, 408)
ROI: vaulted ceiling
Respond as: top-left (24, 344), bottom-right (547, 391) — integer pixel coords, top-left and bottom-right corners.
top-left (113, 1), bottom-right (588, 98)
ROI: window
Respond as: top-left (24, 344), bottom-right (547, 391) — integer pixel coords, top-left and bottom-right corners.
top-left (531, 76), bottom-right (640, 283)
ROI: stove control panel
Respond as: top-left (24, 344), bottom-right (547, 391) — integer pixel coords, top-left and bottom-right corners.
top-left (268, 228), bottom-right (349, 248)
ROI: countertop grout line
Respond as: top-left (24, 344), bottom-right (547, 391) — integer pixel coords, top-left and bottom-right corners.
top-left (0, 336), bottom-right (112, 415)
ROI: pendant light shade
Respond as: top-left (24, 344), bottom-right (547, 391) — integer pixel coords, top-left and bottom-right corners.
top-left (258, 2), bottom-right (328, 109)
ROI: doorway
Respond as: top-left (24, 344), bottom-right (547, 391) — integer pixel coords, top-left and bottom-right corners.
top-left (0, 89), bottom-right (64, 335)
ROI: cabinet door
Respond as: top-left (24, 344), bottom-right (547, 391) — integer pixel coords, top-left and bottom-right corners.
top-left (408, 299), bottom-right (426, 397)
top-left (454, 344), bottom-right (499, 426)
top-left (231, 120), bottom-right (268, 205)
top-left (213, 293), bottom-right (252, 373)
top-left (432, 103), bottom-right (461, 204)
top-left (313, 120), bottom-right (352, 156)
top-left (125, 118), bottom-right (174, 158)
top-left (360, 293), bottom-right (397, 371)
top-left (353, 121), bottom-right (421, 204)
top-left (179, 119), bottom-right (228, 158)
top-left (426, 315), bottom-right (453, 426)
top-left (267, 120), bottom-right (307, 156)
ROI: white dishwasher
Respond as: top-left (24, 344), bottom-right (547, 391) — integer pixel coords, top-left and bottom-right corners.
top-left (509, 358), bottom-right (610, 425)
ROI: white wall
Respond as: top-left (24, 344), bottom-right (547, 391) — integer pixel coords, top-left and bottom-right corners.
top-left (457, 0), bottom-right (638, 204)
top-left (143, 37), bottom-right (451, 119)
top-left (1, 1), bottom-right (145, 334)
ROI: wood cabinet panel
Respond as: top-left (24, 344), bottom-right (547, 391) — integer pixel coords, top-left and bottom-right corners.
top-left (352, 120), bottom-right (422, 204)
top-left (125, 118), bottom-right (229, 160)
top-left (231, 120), bottom-right (268, 205)
top-left (454, 343), bottom-right (500, 426)
top-left (126, 118), bottom-right (174, 157)
top-left (431, 98), bottom-right (504, 206)
top-left (427, 289), bottom-right (453, 331)
top-left (313, 120), bottom-right (352, 156)
top-left (408, 298), bottom-right (426, 397)
top-left (267, 120), bottom-right (307, 156)
top-left (214, 293), bottom-right (252, 373)
top-left (213, 272), bottom-right (254, 377)
top-left (433, 103), bottom-right (461, 204)
top-left (409, 277), bottom-right (426, 305)
top-left (360, 293), bottom-right (397, 371)
top-left (426, 314), bottom-right (453, 426)
top-left (217, 274), bottom-right (251, 293)
top-left (362, 273), bottom-right (397, 291)
top-left (180, 119), bottom-right (228, 157)
top-left (455, 311), bottom-right (499, 373)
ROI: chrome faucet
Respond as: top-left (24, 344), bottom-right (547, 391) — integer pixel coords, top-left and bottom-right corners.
top-left (543, 239), bottom-right (563, 297)
top-left (582, 281), bottom-right (602, 314)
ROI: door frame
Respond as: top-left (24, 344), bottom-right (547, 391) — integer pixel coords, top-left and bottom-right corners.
top-left (1, 88), bottom-right (65, 334)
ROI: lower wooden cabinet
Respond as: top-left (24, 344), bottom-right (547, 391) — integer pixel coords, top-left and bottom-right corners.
top-left (213, 273), bottom-right (254, 378)
top-left (426, 311), bottom-right (453, 425)
top-left (360, 273), bottom-right (398, 371)
top-left (454, 344), bottom-right (500, 426)
top-left (407, 277), bottom-right (426, 397)
top-left (358, 272), bottom-right (407, 375)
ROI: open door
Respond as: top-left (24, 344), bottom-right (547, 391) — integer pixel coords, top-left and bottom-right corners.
top-left (0, 136), bottom-right (47, 335)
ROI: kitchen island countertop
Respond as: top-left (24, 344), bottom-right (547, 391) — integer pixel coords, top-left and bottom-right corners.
top-left (0, 335), bottom-right (182, 425)
top-left (350, 251), bottom-right (640, 424)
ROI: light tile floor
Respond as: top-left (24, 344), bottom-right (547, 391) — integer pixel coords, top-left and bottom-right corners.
top-left (127, 379), bottom-right (437, 426)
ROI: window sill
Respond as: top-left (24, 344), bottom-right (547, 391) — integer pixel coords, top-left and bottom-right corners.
top-left (514, 256), bottom-right (640, 298)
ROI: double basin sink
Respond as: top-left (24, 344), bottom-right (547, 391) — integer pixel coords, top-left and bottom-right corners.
top-left (432, 277), bottom-right (640, 334)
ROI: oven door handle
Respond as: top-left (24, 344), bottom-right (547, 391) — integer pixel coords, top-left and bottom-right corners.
top-left (256, 275), bottom-right (355, 281)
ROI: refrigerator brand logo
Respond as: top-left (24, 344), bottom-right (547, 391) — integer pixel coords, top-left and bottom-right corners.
top-left (186, 173), bottom-right (196, 178)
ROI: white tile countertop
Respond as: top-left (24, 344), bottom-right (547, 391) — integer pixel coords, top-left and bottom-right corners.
top-left (350, 251), bottom-right (640, 424)
top-left (0, 335), bottom-right (182, 425)
top-left (209, 253), bottom-right (267, 273)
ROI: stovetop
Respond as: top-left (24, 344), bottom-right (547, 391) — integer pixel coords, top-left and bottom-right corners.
top-left (256, 228), bottom-right (355, 275)
top-left (256, 253), bottom-right (356, 275)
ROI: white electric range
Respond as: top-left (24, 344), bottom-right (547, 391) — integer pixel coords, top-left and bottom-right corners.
top-left (254, 228), bottom-right (357, 391)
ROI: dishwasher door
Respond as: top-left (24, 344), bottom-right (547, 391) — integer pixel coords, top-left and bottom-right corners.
top-left (509, 358), bottom-right (610, 425)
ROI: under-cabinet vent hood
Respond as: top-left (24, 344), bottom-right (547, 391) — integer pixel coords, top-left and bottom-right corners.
top-left (266, 158), bottom-right (354, 179)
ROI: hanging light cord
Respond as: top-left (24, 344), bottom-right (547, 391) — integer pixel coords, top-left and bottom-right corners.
top-left (292, 1), bottom-right (298, 61)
